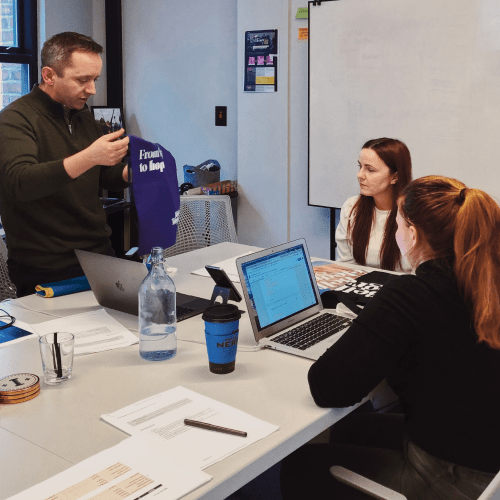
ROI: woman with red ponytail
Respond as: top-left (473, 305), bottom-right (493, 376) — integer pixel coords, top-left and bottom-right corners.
top-left (399, 176), bottom-right (500, 350)
top-left (281, 176), bottom-right (500, 500)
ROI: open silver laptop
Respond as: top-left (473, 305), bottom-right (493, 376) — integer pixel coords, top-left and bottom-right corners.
top-left (75, 249), bottom-right (212, 321)
top-left (236, 239), bottom-right (352, 360)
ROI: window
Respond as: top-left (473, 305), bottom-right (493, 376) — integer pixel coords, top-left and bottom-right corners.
top-left (0, 0), bottom-right (37, 111)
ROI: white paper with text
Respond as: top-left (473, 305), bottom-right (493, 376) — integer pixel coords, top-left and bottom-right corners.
top-left (7, 436), bottom-right (210, 500)
top-left (101, 386), bottom-right (279, 470)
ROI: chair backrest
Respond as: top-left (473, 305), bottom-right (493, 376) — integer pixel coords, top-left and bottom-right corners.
top-left (163, 195), bottom-right (237, 259)
top-left (330, 465), bottom-right (500, 500)
top-left (0, 238), bottom-right (16, 300)
top-left (479, 470), bottom-right (500, 500)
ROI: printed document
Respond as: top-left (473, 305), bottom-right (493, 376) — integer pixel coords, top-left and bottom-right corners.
top-left (32, 309), bottom-right (138, 355)
top-left (101, 386), bottom-right (279, 470)
top-left (191, 252), bottom-right (254, 283)
top-left (6, 436), bottom-right (211, 500)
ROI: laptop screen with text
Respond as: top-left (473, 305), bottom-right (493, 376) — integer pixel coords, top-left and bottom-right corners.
top-left (240, 244), bottom-right (318, 331)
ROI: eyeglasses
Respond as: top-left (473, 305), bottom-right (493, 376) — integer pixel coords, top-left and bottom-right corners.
top-left (0, 309), bottom-right (15, 329)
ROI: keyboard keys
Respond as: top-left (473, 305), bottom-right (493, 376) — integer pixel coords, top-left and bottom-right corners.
top-left (272, 313), bottom-right (352, 350)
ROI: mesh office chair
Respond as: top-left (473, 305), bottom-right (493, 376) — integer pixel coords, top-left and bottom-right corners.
top-left (162, 195), bottom-right (237, 259)
top-left (0, 237), bottom-right (16, 300)
top-left (330, 466), bottom-right (500, 500)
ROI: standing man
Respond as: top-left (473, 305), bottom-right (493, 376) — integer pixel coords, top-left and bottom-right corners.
top-left (0, 32), bottom-right (130, 297)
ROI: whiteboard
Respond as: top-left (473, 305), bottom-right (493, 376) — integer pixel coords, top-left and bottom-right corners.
top-left (309, 0), bottom-right (500, 208)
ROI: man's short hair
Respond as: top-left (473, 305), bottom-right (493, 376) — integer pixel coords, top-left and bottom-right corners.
top-left (41, 32), bottom-right (103, 77)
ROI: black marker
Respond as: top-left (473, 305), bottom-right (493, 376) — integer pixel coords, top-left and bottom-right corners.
top-left (184, 419), bottom-right (247, 437)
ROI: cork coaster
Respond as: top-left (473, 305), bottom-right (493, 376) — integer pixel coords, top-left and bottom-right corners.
top-left (0, 374), bottom-right (40, 404)
top-left (0, 386), bottom-right (41, 404)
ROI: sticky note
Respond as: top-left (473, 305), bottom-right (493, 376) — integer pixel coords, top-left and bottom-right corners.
top-left (248, 56), bottom-right (255, 65)
top-left (298, 28), bottom-right (308, 40)
top-left (296, 8), bottom-right (308, 19)
top-left (257, 56), bottom-right (265, 65)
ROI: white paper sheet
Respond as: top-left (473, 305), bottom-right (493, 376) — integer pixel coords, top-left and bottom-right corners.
top-left (6, 436), bottom-right (211, 500)
top-left (101, 386), bottom-right (279, 470)
top-left (32, 309), bottom-right (138, 355)
top-left (191, 252), bottom-right (254, 283)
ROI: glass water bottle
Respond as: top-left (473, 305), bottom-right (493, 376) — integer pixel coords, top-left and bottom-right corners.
top-left (138, 247), bottom-right (177, 360)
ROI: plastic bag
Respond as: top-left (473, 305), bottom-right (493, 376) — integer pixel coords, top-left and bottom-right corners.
top-left (183, 160), bottom-right (221, 187)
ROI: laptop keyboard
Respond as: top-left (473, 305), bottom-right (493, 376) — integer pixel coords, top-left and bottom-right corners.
top-left (272, 313), bottom-right (352, 350)
top-left (176, 305), bottom-right (196, 321)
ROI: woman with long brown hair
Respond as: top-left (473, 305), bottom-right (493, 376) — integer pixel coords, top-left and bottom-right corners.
top-left (281, 176), bottom-right (500, 499)
top-left (336, 138), bottom-right (412, 271)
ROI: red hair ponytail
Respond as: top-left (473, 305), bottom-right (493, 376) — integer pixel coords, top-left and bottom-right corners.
top-left (400, 176), bottom-right (500, 349)
top-left (454, 189), bottom-right (500, 349)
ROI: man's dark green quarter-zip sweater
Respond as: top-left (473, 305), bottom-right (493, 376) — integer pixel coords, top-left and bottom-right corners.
top-left (0, 85), bottom-right (128, 269)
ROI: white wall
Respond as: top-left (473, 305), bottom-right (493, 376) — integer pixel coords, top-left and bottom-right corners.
top-left (236, 0), bottom-right (290, 248)
top-left (39, 0), bottom-right (333, 258)
top-left (43, 0), bottom-right (93, 41)
top-left (237, 0), bottom-right (331, 258)
top-left (39, 0), bottom-right (105, 108)
top-left (122, 0), bottom-right (238, 186)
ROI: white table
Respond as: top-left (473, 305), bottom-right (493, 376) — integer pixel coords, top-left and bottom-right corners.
top-left (0, 243), bottom-right (360, 500)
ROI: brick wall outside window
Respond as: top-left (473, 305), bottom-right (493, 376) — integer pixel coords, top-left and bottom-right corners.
top-left (0, 0), bottom-right (23, 111)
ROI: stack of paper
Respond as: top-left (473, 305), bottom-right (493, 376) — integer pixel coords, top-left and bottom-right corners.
top-left (191, 252), bottom-right (254, 283)
top-left (7, 437), bottom-right (210, 500)
top-left (8, 387), bottom-right (279, 500)
top-left (101, 386), bottom-right (280, 470)
top-left (32, 309), bottom-right (138, 355)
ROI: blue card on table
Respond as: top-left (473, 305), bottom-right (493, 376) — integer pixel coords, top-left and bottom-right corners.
top-left (0, 321), bottom-right (33, 345)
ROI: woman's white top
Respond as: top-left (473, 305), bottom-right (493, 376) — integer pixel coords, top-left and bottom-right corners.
top-left (335, 195), bottom-right (409, 271)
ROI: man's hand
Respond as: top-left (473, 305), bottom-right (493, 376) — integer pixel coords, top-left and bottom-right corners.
top-left (86, 129), bottom-right (130, 166)
top-left (64, 129), bottom-right (130, 179)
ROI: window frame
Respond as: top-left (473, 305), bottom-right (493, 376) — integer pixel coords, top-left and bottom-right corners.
top-left (0, 0), bottom-right (38, 91)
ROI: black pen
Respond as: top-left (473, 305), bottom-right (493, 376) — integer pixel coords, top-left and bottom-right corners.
top-left (184, 418), bottom-right (248, 437)
top-left (132, 484), bottom-right (162, 499)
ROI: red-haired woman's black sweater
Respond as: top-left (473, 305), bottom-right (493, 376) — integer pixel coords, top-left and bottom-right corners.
top-left (309, 259), bottom-right (500, 473)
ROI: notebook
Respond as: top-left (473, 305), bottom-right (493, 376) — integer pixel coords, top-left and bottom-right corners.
top-left (74, 249), bottom-right (212, 321)
top-left (236, 239), bottom-right (352, 360)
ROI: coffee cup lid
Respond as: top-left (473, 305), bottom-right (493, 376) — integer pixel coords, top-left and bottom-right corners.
top-left (202, 304), bottom-right (241, 323)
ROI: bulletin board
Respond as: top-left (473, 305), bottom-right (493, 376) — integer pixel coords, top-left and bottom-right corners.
top-left (244, 30), bottom-right (278, 92)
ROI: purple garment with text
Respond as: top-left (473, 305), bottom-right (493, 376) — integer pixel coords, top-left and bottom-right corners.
top-left (129, 135), bottom-right (180, 256)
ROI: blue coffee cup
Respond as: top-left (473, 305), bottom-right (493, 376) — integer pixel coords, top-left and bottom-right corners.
top-left (202, 304), bottom-right (242, 374)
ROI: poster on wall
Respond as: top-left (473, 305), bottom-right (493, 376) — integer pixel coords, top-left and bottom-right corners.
top-left (244, 30), bottom-right (278, 92)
